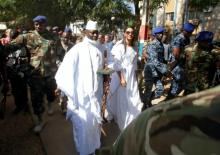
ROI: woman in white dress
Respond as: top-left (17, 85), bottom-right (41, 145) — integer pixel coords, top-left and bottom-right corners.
top-left (107, 26), bottom-right (143, 131)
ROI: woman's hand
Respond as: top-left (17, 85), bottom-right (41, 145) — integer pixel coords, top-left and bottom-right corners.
top-left (120, 78), bottom-right (127, 87)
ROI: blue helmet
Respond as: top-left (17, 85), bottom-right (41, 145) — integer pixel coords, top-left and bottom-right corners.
top-left (195, 31), bottom-right (214, 43)
top-left (183, 23), bottom-right (195, 33)
top-left (33, 15), bottom-right (47, 23)
top-left (152, 27), bottom-right (164, 35)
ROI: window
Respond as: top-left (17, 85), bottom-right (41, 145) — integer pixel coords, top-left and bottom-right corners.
top-left (166, 12), bottom-right (174, 21)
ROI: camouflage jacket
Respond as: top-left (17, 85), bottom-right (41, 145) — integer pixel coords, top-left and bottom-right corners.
top-left (96, 86), bottom-right (220, 155)
top-left (10, 30), bottom-right (60, 77)
top-left (211, 46), bottom-right (220, 65)
top-left (185, 43), bottom-right (214, 93)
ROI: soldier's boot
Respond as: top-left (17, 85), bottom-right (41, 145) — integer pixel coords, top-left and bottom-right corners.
top-left (47, 102), bottom-right (54, 115)
top-left (34, 114), bottom-right (45, 133)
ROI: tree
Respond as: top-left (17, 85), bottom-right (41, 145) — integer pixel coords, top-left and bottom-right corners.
top-left (0, 0), bottom-right (136, 31)
top-left (189, 0), bottom-right (219, 11)
top-left (90, 0), bottom-right (134, 33)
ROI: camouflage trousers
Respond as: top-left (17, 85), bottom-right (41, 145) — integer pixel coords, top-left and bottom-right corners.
top-left (110, 86), bottom-right (220, 155)
top-left (28, 74), bottom-right (57, 116)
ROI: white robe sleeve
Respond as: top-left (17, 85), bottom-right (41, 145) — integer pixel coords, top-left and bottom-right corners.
top-left (111, 44), bottom-right (124, 71)
top-left (55, 47), bottom-right (79, 114)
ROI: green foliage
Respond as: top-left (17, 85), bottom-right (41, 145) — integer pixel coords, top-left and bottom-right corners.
top-left (90, 0), bottom-right (134, 33)
top-left (1, 0), bottom-right (219, 30)
top-left (149, 0), bottom-right (169, 15)
top-left (0, 0), bottom-right (17, 21)
top-left (189, 0), bottom-right (219, 10)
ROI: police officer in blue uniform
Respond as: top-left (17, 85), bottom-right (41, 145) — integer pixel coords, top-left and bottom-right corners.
top-left (142, 27), bottom-right (168, 110)
top-left (167, 23), bottom-right (195, 99)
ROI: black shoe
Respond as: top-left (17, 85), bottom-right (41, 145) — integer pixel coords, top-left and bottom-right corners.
top-left (141, 103), bottom-right (152, 112)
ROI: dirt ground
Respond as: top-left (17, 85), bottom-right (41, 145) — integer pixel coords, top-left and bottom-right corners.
top-left (0, 95), bottom-right (45, 155)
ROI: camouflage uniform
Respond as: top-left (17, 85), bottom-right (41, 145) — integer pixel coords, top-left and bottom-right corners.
top-left (10, 30), bottom-right (59, 116)
top-left (143, 39), bottom-right (168, 107)
top-left (96, 86), bottom-right (220, 155)
top-left (169, 33), bottom-right (190, 97)
top-left (184, 43), bottom-right (214, 94)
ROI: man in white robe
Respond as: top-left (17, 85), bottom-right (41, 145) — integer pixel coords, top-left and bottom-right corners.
top-left (55, 20), bottom-right (104, 155)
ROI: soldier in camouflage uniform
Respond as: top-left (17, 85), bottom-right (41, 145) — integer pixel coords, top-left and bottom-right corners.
top-left (142, 27), bottom-right (168, 110)
top-left (167, 23), bottom-right (195, 99)
top-left (96, 86), bottom-right (220, 155)
top-left (10, 15), bottom-right (59, 133)
top-left (185, 31), bottom-right (215, 94)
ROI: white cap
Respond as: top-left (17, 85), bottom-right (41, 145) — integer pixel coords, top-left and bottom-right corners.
top-left (0, 23), bottom-right (7, 30)
top-left (86, 20), bottom-right (98, 31)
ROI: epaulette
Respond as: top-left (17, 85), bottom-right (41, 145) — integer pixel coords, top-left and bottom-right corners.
top-left (27, 30), bottom-right (34, 34)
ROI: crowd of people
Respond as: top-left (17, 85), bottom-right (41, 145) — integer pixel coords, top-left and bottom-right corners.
top-left (0, 15), bottom-right (220, 155)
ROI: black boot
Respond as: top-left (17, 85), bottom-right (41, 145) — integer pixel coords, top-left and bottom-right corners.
top-left (141, 101), bottom-right (152, 112)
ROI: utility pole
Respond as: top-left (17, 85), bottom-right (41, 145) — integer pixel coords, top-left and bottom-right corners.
top-left (175, 0), bottom-right (187, 31)
top-left (156, 4), bottom-right (165, 27)
top-left (138, 0), bottom-right (149, 56)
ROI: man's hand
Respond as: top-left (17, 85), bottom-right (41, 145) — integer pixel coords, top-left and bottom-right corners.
top-left (55, 88), bottom-right (61, 96)
top-left (142, 51), bottom-right (148, 62)
top-left (168, 61), bottom-right (176, 71)
top-left (165, 70), bottom-right (173, 79)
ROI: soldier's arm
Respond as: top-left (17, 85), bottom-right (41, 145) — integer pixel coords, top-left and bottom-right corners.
top-left (172, 47), bottom-right (181, 59)
top-left (4, 34), bottom-right (28, 55)
top-left (171, 36), bottom-right (182, 60)
top-left (168, 38), bottom-right (182, 70)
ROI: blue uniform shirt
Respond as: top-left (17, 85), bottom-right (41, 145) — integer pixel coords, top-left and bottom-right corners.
top-left (146, 39), bottom-right (167, 76)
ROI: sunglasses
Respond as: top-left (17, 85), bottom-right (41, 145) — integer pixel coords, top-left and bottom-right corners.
top-left (126, 31), bottom-right (134, 35)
